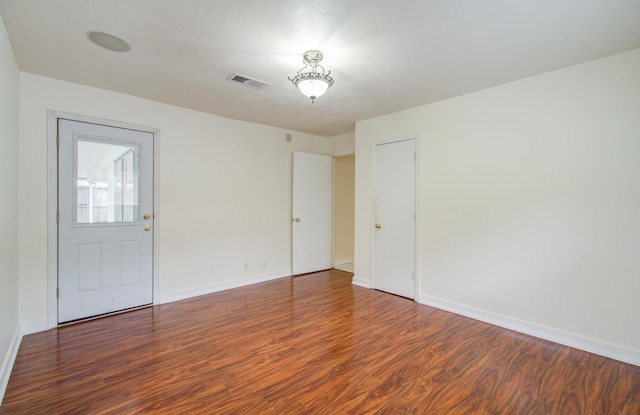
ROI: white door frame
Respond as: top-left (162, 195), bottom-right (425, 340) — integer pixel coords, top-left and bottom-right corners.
top-left (370, 134), bottom-right (420, 300)
top-left (47, 111), bottom-right (161, 328)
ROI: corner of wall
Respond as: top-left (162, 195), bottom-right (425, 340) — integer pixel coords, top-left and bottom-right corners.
top-left (331, 131), bottom-right (355, 156)
top-left (0, 328), bottom-right (22, 405)
top-left (351, 277), bottom-right (371, 288)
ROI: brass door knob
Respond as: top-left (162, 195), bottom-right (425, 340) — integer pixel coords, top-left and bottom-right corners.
top-left (294, 217), bottom-right (301, 222)
top-left (144, 225), bottom-right (151, 231)
top-left (143, 213), bottom-right (151, 220)
top-left (375, 224), bottom-right (382, 229)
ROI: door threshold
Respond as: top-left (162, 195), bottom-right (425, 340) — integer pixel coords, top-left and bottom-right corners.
top-left (58, 304), bottom-right (153, 327)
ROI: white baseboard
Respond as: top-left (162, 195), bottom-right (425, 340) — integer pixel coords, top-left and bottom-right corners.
top-left (159, 269), bottom-right (291, 304)
top-left (420, 294), bottom-right (640, 367)
top-left (15, 272), bottom-right (293, 336)
top-left (0, 328), bottom-right (22, 405)
top-left (351, 276), bottom-right (371, 288)
top-left (1, 319), bottom-right (52, 403)
top-left (333, 258), bottom-right (354, 267)
top-left (20, 320), bottom-right (49, 336)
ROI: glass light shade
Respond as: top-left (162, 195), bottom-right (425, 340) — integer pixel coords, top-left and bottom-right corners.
top-left (297, 78), bottom-right (330, 100)
top-left (289, 50), bottom-right (334, 103)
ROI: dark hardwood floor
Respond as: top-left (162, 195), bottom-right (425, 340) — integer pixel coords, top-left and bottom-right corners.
top-left (1, 269), bottom-right (639, 414)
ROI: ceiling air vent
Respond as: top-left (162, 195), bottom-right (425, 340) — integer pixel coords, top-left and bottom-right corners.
top-left (226, 73), bottom-right (269, 90)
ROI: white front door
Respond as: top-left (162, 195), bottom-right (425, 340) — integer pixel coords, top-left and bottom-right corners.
top-left (373, 139), bottom-right (416, 298)
top-left (292, 152), bottom-right (332, 275)
top-left (57, 119), bottom-right (154, 323)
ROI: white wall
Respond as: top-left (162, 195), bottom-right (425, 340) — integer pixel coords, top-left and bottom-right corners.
top-left (0, 15), bottom-right (20, 401)
top-left (18, 73), bottom-right (334, 325)
top-left (355, 48), bottom-right (640, 362)
top-left (331, 131), bottom-right (355, 155)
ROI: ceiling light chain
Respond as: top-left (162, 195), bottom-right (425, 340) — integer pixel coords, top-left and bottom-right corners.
top-left (289, 50), bottom-right (334, 103)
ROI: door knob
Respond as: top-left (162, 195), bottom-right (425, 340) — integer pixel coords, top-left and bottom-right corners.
top-left (143, 213), bottom-right (151, 220)
top-left (294, 217), bottom-right (301, 222)
top-left (144, 225), bottom-right (151, 231)
top-left (375, 224), bottom-right (382, 229)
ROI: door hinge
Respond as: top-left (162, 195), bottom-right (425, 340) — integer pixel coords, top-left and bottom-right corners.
top-left (56, 287), bottom-right (59, 298)
top-left (413, 152), bottom-right (416, 161)
top-left (56, 211), bottom-right (60, 224)
top-left (56, 134), bottom-right (60, 147)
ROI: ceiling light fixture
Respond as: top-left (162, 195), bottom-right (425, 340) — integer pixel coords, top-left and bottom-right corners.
top-left (87, 31), bottom-right (131, 52)
top-left (289, 50), bottom-right (334, 103)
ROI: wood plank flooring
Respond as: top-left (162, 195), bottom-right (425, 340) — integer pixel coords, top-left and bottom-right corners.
top-left (2, 269), bottom-right (639, 414)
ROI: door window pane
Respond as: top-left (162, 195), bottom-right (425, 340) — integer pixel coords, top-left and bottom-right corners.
top-left (76, 140), bottom-right (140, 224)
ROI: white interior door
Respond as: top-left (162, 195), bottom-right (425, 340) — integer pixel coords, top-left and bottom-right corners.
top-left (292, 152), bottom-right (332, 275)
top-left (58, 119), bottom-right (154, 323)
top-left (374, 139), bottom-right (416, 298)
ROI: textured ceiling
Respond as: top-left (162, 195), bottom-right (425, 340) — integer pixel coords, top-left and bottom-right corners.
top-left (1, 0), bottom-right (639, 137)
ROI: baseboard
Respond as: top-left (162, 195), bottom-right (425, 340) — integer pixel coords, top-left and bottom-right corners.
top-left (159, 270), bottom-right (291, 304)
top-left (20, 319), bottom-right (49, 336)
top-left (333, 258), bottom-right (354, 267)
top-left (351, 276), bottom-right (371, 288)
top-left (15, 272), bottom-right (294, 337)
top-left (0, 328), bottom-right (22, 405)
top-left (420, 294), bottom-right (640, 367)
top-left (1, 319), bottom-right (50, 403)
